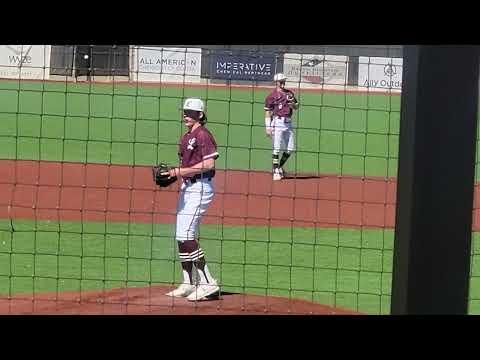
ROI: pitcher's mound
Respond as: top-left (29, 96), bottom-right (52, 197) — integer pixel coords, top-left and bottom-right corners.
top-left (0, 286), bottom-right (362, 315)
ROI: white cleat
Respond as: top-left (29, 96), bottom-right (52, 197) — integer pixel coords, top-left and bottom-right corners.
top-left (273, 169), bottom-right (282, 181)
top-left (165, 283), bottom-right (197, 298)
top-left (186, 280), bottom-right (220, 301)
top-left (278, 167), bottom-right (285, 178)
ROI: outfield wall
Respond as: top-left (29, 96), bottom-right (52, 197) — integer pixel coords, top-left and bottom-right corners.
top-left (5, 45), bottom-right (404, 93)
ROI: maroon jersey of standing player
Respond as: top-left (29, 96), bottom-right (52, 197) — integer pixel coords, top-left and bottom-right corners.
top-left (178, 125), bottom-right (219, 180)
top-left (264, 88), bottom-right (298, 118)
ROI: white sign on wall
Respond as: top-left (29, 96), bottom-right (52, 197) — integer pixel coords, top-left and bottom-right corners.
top-left (358, 57), bottom-right (403, 90)
top-left (283, 53), bottom-right (348, 88)
top-left (132, 46), bottom-right (202, 83)
top-left (0, 45), bottom-right (51, 80)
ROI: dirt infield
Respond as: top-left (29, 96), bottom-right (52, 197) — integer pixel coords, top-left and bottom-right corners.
top-left (0, 286), bottom-right (361, 315)
top-left (0, 159), bottom-right (398, 229)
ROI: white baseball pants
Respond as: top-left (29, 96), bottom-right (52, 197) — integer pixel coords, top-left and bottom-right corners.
top-left (175, 178), bottom-right (214, 242)
top-left (272, 116), bottom-right (295, 154)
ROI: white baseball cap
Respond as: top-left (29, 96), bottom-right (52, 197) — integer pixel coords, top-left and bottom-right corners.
top-left (274, 73), bottom-right (287, 82)
top-left (183, 98), bottom-right (205, 112)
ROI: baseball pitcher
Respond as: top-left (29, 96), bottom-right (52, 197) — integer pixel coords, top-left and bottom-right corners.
top-left (264, 73), bottom-right (299, 180)
top-left (153, 98), bottom-right (219, 301)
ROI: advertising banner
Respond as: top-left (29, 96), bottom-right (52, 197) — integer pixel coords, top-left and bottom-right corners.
top-left (0, 45), bottom-right (51, 80)
top-left (358, 57), bottom-right (403, 90)
top-left (283, 53), bottom-right (348, 87)
top-left (132, 46), bottom-right (201, 82)
top-left (207, 51), bottom-right (276, 81)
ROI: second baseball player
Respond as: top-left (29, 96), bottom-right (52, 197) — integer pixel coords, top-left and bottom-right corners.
top-left (264, 73), bottom-right (299, 181)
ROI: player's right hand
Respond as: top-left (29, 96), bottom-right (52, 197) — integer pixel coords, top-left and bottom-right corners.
top-left (266, 128), bottom-right (273, 138)
top-left (167, 167), bottom-right (180, 178)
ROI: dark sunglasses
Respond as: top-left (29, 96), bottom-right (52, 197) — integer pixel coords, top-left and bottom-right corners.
top-left (183, 110), bottom-right (200, 118)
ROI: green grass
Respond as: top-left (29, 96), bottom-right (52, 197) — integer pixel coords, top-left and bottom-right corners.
top-left (0, 220), bottom-right (480, 314)
top-left (0, 218), bottom-right (479, 314)
top-left (0, 218), bottom-right (396, 314)
top-left (0, 80), bottom-right (400, 177)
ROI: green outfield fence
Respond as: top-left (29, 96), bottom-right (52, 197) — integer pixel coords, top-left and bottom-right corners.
top-left (0, 45), bottom-right (478, 314)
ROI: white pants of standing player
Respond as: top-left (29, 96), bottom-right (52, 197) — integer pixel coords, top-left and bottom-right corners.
top-left (169, 178), bottom-right (218, 300)
top-left (271, 116), bottom-right (295, 155)
top-left (175, 178), bottom-right (214, 243)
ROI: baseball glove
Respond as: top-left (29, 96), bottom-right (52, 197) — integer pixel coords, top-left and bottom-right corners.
top-left (152, 163), bottom-right (178, 188)
top-left (286, 93), bottom-right (296, 104)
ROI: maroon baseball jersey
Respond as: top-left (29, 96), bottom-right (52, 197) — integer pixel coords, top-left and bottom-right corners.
top-left (264, 88), bottom-right (297, 117)
top-left (178, 125), bottom-right (219, 175)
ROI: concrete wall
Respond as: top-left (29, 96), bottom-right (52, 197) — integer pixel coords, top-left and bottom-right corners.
top-left (150, 45), bottom-right (403, 58)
